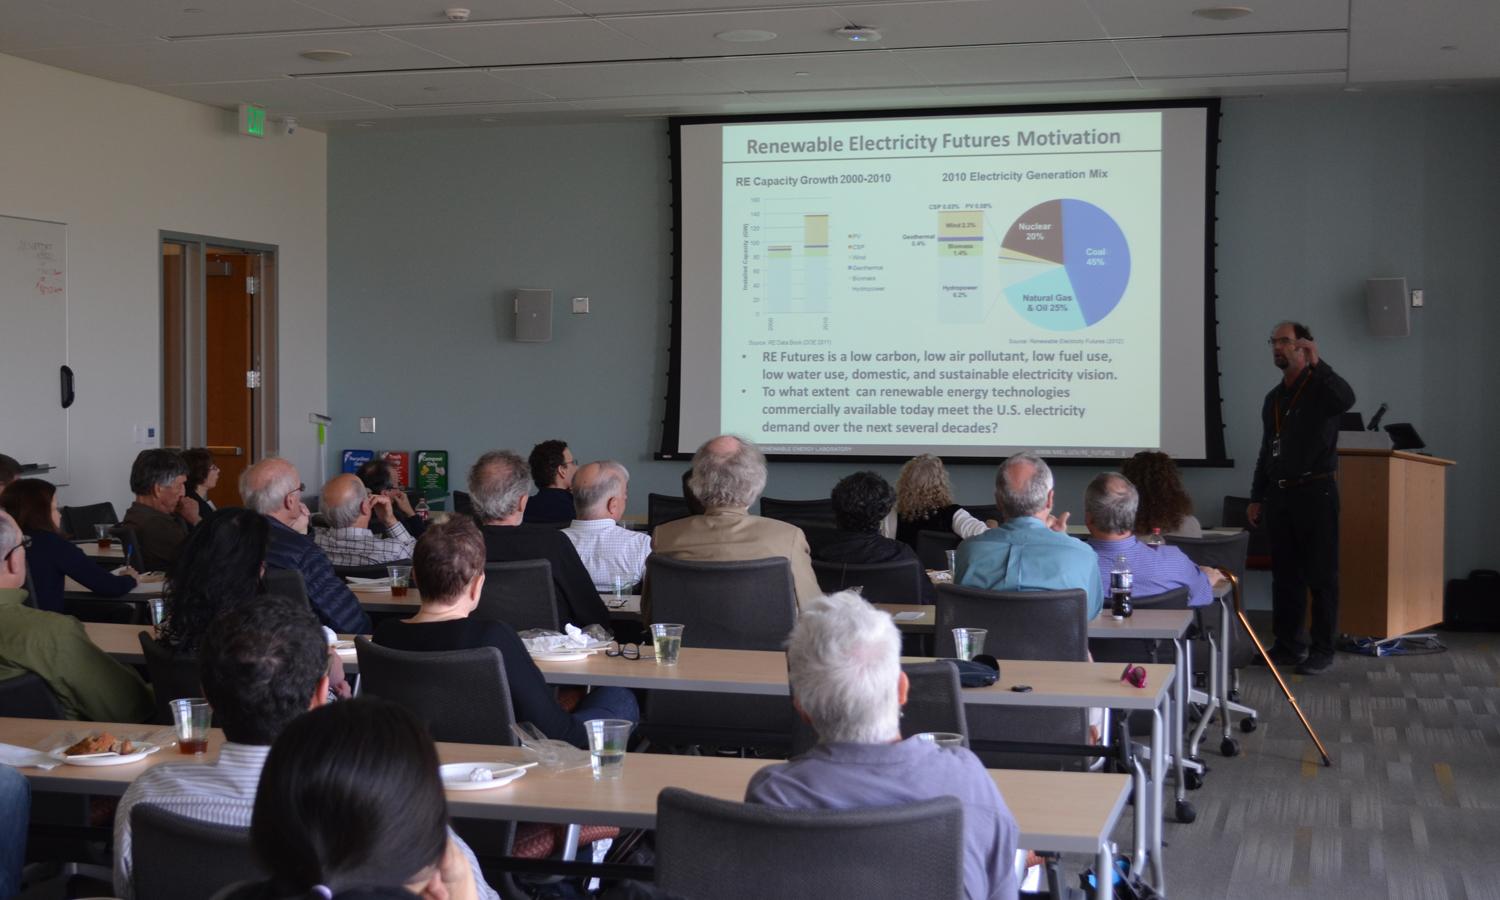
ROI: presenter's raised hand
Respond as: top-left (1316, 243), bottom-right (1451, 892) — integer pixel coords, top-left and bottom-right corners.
top-left (1297, 337), bottom-right (1319, 368)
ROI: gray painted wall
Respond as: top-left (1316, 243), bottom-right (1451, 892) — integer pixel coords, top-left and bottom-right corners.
top-left (328, 94), bottom-right (1500, 581)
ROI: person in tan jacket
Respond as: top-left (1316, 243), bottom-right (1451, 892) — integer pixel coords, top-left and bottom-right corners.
top-left (649, 435), bottom-right (820, 609)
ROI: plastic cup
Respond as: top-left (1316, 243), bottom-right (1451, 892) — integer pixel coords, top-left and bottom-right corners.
top-left (945, 549), bottom-right (956, 574)
top-left (585, 719), bottom-right (633, 780)
top-left (171, 698), bottom-right (212, 755)
top-left (612, 574), bottom-right (633, 597)
top-left (93, 524), bottom-right (112, 548)
top-left (148, 598), bottom-right (166, 632)
top-left (388, 564), bottom-right (412, 598)
top-left (952, 627), bottom-right (987, 661)
top-left (650, 623), bottom-right (684, 666)
top-left (915, 731), bottom-right (965, 749)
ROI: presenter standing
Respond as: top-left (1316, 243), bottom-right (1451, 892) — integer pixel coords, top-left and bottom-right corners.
top-left (1246, 321), bottom-right (1355, 675)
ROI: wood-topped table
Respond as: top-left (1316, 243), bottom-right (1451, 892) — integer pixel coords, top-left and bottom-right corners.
top-left (1, 716), bottom-right (1126, 899)
top-left (85, 622), bottom-right (362, 673)
top-left (73, 539), bottom-right (125, 559)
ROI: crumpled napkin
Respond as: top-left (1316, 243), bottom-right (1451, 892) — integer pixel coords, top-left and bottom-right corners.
top-left (0, 742), bottom-right (61, 770)
top-left (518, 623), bottom-right (614, 652)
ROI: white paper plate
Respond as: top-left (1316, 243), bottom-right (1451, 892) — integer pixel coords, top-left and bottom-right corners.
top-left (530, 650), bottom-right (593, 662)
top-left (50, 742), bottom-right (161, 766)
top-left (347, 583), bottom-right (394, 593)
top-left (440, 762), bottom-right (529, 791)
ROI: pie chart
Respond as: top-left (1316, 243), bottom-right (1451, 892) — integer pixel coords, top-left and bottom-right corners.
top-left (998, 200), bottom-right (1130, 331)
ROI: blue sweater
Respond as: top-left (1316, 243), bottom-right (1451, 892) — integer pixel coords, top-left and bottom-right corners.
top-left (24, 529), bottom-right (137, 613)
top-left (263, 518), bottom-right (372, 634)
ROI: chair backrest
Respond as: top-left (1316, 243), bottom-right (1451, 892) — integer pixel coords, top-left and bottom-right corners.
top-left (260, 568), bottom-right (310, 608)
top-left (1165, 531), bottom-right (1251, 585)
top-left (139, 632), bottom-right (205, 726)
top-left (914, 530), bottom-right (961, 570)
top-left (646, 556), bottom-right (796, 651)
top-left (476, 559), bottom-right (559, 632)
top-left (758, 497), bottom-right (837, 534)
top-left (132, 804), bottom-right (262, 900)
top-left (109, 524), bottom-right (145, 570)
top-left (791, 661), bottom-right (969, 755)
top-left (656, 788), bottom-right (964, 900)
top-left (1133, 586), bottom-right (1191, 609)
top-left (811, 558), bottom-right (925, 604)
top-left (1219, 497), bottom-right (1271, 565)
top-left (933, 584), bottom-right (1089, 660)
top-left (452, 490), bottom-right (473, 515)
top-left (0, 672), bottom-right (66, 719)
top-left (962, 504), bottom-right (1000, 524)
top-left (647, 493), bottom-right (692, 532)
top-left (353, 638), bottom-right (517, 745)
top-left (332, 563), bottom-right (401, 580)
top-left (60, 502), bottom-right (118, 540)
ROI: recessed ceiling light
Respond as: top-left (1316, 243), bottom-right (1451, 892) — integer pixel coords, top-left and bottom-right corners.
top-left (1341, 85), bottom-right (1364, 93)
top-left (834, 25), bottom-right (882, 42)
top-left (300, 49), bottom-right (353, 63)
top-left (480, 117), bottom-right (498, 123)
top-left (423, 86), bottom-right (440, 91)
top-left (793, 71), bottom-right (811, 77)
top-left (715, 29), bottom-right (777, 43)
top-left (1439, 44), bottom-right (1458, 51)
top-left (181, 7), bottom-right (203, 13)
top-left (354, 121), bottom-right (377, 127)
top-left (1191, 6), bottom-right (1252, 21)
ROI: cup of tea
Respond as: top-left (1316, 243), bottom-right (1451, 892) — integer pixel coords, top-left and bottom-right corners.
top-left (171, 697), bottom-right (212, 755)
top-left (93, 524), bottom-right (113, 549)
top-left (388, 565), bottom-right (412, 598)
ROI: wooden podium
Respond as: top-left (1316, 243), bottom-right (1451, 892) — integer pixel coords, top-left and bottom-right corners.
top-left (1337, 449), bottom-right (1454, 638)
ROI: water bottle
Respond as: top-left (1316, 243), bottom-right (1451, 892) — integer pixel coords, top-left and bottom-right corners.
top-left (415, 495), bottom-right (430, 522)
top-left (1110, 554), bottom-right (1133, 619)
top-left (1143, 527), bottom-right (1165, 549)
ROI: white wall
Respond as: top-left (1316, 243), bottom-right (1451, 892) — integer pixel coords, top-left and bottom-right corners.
top-left (0, 52), bottom-right (327, 511)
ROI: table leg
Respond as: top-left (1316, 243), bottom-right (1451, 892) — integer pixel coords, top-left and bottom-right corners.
top-left (1149, 704), bottom-right (1167, 893)
top-left (1173, 638), bottom-right (1187, 804)
top-left (1126, 717), bottom-right (1147, 877)
top-left (1096, 842), bottom-right (1113, 900)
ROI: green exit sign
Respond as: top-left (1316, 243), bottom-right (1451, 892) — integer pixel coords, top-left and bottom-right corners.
top-left (238, 103), bottom-right (267, 138)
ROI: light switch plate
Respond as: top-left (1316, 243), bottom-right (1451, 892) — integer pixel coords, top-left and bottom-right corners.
top-left (1411, 289), bottom-right (1424, 308)
top-left (571, 297), bottom-right (590, 314)
top-left (359, 417), bottom-right (377, 433)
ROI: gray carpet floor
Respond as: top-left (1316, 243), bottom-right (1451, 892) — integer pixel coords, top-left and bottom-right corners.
top-left (1122, 628), bottom-right (1500, 900)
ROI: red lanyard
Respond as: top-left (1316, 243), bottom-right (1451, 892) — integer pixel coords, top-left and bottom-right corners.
top-left (1274, 370), bottom-right (1311, 435)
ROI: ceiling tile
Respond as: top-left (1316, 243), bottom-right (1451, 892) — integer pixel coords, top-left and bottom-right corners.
top-left (893, 41), bottom-right (1131, 85)
top-left (45, 0), bottom-right (352, 38)
top-left (298, 70), bottom-right (551, 106)
top-left (561, 0), bottom-right (910, 13)
top-left (387, 18), bottom-right (658, 65)
top-left (1115, 32), bottom-right (1347, 78)
top-left (1086, 0), bottom-right (1348, 39)
top-left (1348, 0), bottom-right (1500, 82)
top-left (1134, 71), bottom-right (1349, 92)
top-left (149, 77), bottom-right (389, 114)
top-left (832, 0), bottom-right (1108, 47)
top-left (935, 78), bottom-right (1145, 101)
top-left (0, 3), bottom-right (157, 51)
top-left (685, 49), bottom-right (928, 92)
top-left (296, 0), bottom-right (583, 27)
top-left (601, 7), bottom-right (858, 57)
top-left (493, 60), bottom-right (741, 99)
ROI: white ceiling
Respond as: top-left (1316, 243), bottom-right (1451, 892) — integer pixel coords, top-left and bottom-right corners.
top-left (2, 0), bottom-right (1496, 130)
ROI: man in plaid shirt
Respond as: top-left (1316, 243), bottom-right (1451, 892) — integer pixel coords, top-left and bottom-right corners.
top-left (314, 473), bottom-right (417, 567)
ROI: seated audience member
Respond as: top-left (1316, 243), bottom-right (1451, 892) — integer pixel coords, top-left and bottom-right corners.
top-left (0, 510), bottom-right (153, 722)
top-left (890, 454), bottom-right (988, 548)
top-left (468, 450), bottom-right (612, 630)
top-left (522, 439), bottom-right (577, 525)
top-left (216, 698), bottom-right (483, 900)
top-left (1121, 451), bottom-right (1202, 538)
top-left (122, 448), bottom-right (197, 569)
top-left (956, 452), bottom-right (1103, 619)
top-left (0, 766), bottom-right (27, 899)
top-left (681, 468), bottom-right (705, 515)
top-left (314, 474), bottom-right (417, 566)
top-left (243, 458), bottom-right (371, 635)
top-left (746, 591), bottom-right (1019, 900)
top-left (651, 435), bottom-right (820, 606)
top-left (159, 508), bottom-right (269, 655)
top-left (182, 447), bottom-right (220, 520)
top-left (375, 518), bottom-right (638, 747)
top-left (811, 471), bottom-right (935, 604)
top-left (113, 593), bottom-right (497, 900)
top-left (563, 461), bottom-right (651, 591)
top-left (1084, 474), bottom-right (1221, 607)
top-left (1, 477), bottom-right (137, 613)
top-left (0, 454), bottom-right (20, 490)
top-left (355, 458), bottom-right (427, 539)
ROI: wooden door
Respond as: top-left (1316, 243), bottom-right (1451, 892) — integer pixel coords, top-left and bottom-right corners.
top-left (204, 251), bottom-right (256, 507)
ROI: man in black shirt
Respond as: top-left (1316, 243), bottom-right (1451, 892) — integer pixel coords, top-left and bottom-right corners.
top-left (1247, 321), bottom-right (1355, 674)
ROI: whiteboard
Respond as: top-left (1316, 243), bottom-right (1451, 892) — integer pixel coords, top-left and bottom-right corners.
top-left (0, 214), bottom-right (68, 485)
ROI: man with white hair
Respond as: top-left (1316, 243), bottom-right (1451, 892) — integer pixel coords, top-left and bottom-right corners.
top-left (468, 450), bottom-right (613, 631)
top-left (1084, 473), bottom-right (1222, 607)
top-left (650, 435), bottom-right (820, 606)
top-left (746, 591), bottom-right (1019, 900)
top-left (242, 458), bottom-right (371, 634)
top-left (956, 451), bottom-right (1103, 619)
top-left (313, 473), bottom-right (417, 566)
top-left (563, 461), bottom-right (651, 591)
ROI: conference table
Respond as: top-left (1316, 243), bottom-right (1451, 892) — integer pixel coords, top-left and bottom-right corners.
top-left (3, 717), bottom-right (1129, 900)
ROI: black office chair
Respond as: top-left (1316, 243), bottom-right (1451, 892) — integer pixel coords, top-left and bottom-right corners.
top-left (109, 524), bottom-right (146, 570)
top-left (1220, 496), bottom-right (1271, 569)
top-left (476, 559), bottom-right (559, 632)
top-left (131, 805), bottom-right (262, 900)
top-left (791, 660), bottom-right (968, 756)
top-left (1089, 586), bottom-right (1191, 664)
top-left (935, 584), bottom-right (1091, 770)
top-left (59, 502), bottom-right (118, 541)
top-left (647, 493), bottom-right (692, 533)
top-left (758, 497), bottom-right (837, 538)
top-left (962, 503), bottom-right (1001, 524)
top-left (656, 789), bottom-right (964, 900)
top-left (453, 490), bottom-right (474, 516)
top-left (260, 568), bottom-right (310, 608)
top-left (1167, 531), bottom-right (1251, 585)
top-left (0, 672), bottom-right (66, 719)
top-left (642, 556), bottom-right (798, 750)
top-left (138, 632), bottom-right (206, 726)
top-left (354, 639), bottom-right (517, 745)
top-left (915, 530), bottom-right (961, 571)
top-left (812, 558), bottom-right (926, 604)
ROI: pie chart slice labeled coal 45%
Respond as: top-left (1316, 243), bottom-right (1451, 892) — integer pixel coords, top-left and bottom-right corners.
top-left (1000, 199), bottom-right (1131, 331)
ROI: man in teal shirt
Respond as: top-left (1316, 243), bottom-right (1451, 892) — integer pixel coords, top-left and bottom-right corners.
top-left (956, 451), bottom-right (1103, 619)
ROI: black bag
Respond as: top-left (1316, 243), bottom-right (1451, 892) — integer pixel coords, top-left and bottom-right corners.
top-left (1444, 570), bottom-right (1500, 631)
top-left (948, 657), bottom-right (1000, 687)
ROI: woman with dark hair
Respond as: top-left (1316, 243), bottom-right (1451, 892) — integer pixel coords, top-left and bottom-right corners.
top-left (159, 508), bottom-right (270, 654)
top-left (219, 698), bottom-right (476, 900)
top-left (0, 478), bottom-right (137, 613)
top-left (1120, 451), bottom-right (1202, 538)
top-left (182, 448), bottom-right (220, 520)
top-left (813, 471), bottom-right (935, 603)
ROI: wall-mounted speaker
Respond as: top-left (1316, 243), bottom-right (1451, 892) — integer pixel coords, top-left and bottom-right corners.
top-left (514, 289), bottom-right (552, 342)
top-left (1365, 277), bottom-right (1410, 337)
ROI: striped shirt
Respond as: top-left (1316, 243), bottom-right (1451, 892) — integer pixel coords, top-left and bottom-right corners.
top-left (562, 518), bottom-right (652, 591)
top-left (111, 741), bottom-right (497, 900)
top-left (1087, 535), bottom-right (1214, 607)
top-left (314, 520), bottom-right (417, 566)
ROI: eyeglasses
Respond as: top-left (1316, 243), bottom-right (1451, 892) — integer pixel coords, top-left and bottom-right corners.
top-left (2, 535), bottom-right (32, 563)
top-left (605, 642), bottom-right (654, 661)
top-left (1267, 337), bottom-right (1295, 347)
top-left (287, 483), bottom-right (305, 498)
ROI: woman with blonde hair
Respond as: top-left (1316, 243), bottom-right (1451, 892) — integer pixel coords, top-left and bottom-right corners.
top-left (889, 454), bottom-right (988, 549)
top-left (1121, 451), bottom-right (1202, 537)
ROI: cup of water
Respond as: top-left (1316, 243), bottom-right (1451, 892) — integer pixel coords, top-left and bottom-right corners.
top-left (148, 597), bottom-right (166, 633)
top-left (586, 719), bottom-right (633, 780)
top-left (952, 627), bottom-right (987, 661)
top-left (651, 623), bottom-right (684, 666)
top-left (945, 549), bottom-right (956, 575)
top-left (915, 731), bottom-right (965, 749)
top-left (612, 574), bottom-right (635, 597)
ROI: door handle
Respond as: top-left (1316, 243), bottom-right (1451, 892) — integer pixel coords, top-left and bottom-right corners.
top-left (60, 365), bottom-right (75, 409)
top-left (206, 446), bottom-right (244, 457)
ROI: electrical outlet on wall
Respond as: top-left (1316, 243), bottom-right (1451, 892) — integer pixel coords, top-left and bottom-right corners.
top-left (571, 297), bottom-right (590, 314)
top-left (359, 417), bottom-right (377, 433)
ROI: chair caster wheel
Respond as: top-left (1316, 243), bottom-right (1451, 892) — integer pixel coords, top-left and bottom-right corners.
top-left (1184, 769), bottom-right (1204, 791)
top-left (1220, 738), bottom-right (1240, 757)
top-left (1176, 799), bottom-right (1197, 823)
top-left (1228, 689), bottom-right (1241, 702)
top-left (1240, 717), bottom-right (1258, 733)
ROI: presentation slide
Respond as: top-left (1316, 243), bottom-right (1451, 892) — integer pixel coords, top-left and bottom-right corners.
top-left (670, 103), bottom-right (1219, 463)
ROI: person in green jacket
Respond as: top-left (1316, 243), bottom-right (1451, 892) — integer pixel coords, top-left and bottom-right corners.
top-left (0, 510), bottom-right (153, 723)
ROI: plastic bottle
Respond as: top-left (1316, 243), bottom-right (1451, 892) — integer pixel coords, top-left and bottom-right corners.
top-left (1143, 527), bottom-right (1165, 548)
top-left (1110, 554), bottom-right (1133, 619)
top-left (415, 495), bottom-right (430, 522)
